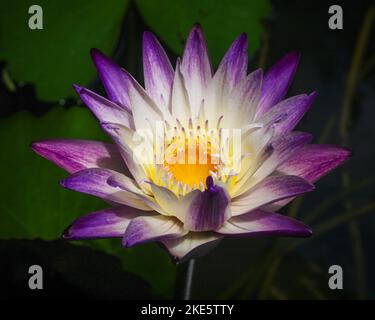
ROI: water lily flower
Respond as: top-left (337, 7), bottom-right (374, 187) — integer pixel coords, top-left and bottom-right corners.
top-left (31, 25), bottom-right (351, 261)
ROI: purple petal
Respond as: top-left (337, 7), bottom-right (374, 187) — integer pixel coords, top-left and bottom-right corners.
top-left (184, 177), bottom-right (230, 231)
top-left (216, 209), bottom-right (312, 237)
top-left (231, 175), bottom-right (315, 215)
top-left (278, 144), bottom-right (352, 182)
top-left (31, 140), bottom-right (124, 174)
top-left (236, 69), bottom-right (263, 116)
top-left (265, 145), bottom-right (351, 211)
top-left (91, 49), bottom-right (131, 112)
top-left (181, 24), bottom-right (212, 86)
top-left (216, 33), bottom-right (248, 88)
top-left (63, 206), bottom-right (152, 240)
top-left (256, 52), bottom-right (300, 118)
top-left (204, 34), bottom-right (248, 121)
top-left (259, 92), bottom-right (317, 135)
top-left (223, 69), bottom-right (263, 127)
top-left (123, 215), bottom-right (187, 247)
top-left (181, 24), bottom-right (212, 116)
top-left (254, 131), bottom-right (313, 181)
top-left (60, 168), bottom-right (151, 210)
top-left (143, 32), bottom-right (174, 108)
top-left (73, 85), bottom-right (133, 128)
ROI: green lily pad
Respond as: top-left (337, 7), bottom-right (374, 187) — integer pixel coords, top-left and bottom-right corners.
top-left (0, 106), bottom-right (175, 297)
top-left (0, 0), bottom-right (128, 100)
top-left (136, 0), bottom-right (271, 66)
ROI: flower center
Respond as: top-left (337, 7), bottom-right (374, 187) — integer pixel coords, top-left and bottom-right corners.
top-left (164, 136), bottom-right (219, 188)
top-left (166, 145), bottom-right (217, 188)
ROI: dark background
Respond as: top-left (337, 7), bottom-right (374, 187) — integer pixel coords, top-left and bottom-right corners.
top-left (0, 0), bottom-right (374, 299)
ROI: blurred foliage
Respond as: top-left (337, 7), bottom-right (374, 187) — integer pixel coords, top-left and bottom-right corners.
top-left (261, 253), bottom-right (351, 299)
top-left (0, 107), bottom-right (176, 297)
top-left (136, 0), bottom-right (271, 66)
top-left (219, 200), bottom-right (375, 299)
top-left (221, 248), bottom-right (352, 300)
top-left (0, 0), bottom-right (128, 100)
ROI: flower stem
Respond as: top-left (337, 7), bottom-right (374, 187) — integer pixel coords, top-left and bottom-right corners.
top-left (174, 259), bottom-right (195, 300)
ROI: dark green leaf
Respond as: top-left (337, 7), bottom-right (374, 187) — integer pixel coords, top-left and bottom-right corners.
top-left (136, 0), bottom-right (271, 66)
top-left (0, 0), bottom-right (128, 100)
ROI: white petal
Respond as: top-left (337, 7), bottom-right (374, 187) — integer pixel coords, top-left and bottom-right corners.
top-left (149, 183), bottom-right (186, 221)
top-left (101, 122), bottom-right (152, 193)
top-left (128, 76), bottom-right (164, 132)
top-left (161, 232), bottom-right (222, 261)
top-left (170, 59), bottom-right (191, 126)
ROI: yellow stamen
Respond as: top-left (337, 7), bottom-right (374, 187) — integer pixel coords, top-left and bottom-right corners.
top-left (165, 141), bottom-right (217, 188)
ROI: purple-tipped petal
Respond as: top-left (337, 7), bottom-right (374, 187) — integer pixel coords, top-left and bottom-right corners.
top-left (74, 85), bottom-right (133, 128)
top-left (123, 215), bottom-right (187, 247)
top-left (60, 168), bottom-right (151, 210)
top-left (233, 131), bottom-right (311, 198)
top-left (253, 131), bottom-right (313, 181)
top-left (216, 33), bottom-right (248, 88)
top-left (205, 33), bottom-right (248, 120)
top-left (216, 209), bottom-right (312, 237)
top-left (160, 232), bottom-right (223, 262)
top-left (231, 175), bottom-right (315, 216)
top-left (184, 177), bottom-right (231, 232)
top-left (181, 24), bottom-right (212, 82)
top-left (259, 92), bottom-right (317, 135)
top-left (278, 144), bottom-right (352, 182)
top-left (266, 145), bottom-right (352, 211)
top-left (223, 69), bottom-right (263, 127)
top-left (256, 52), bottom-right (300, 118)
top-left (143, 32), bottom-right (174, 108)
top-left (91, 49), bottom-right (131, 112)
top-left (31, 140), bottom-right (124, 174)
top-left (237, 69), bottom-right (263, 116)
top-left (181, 24), bottom-right (212, 117)
top-left (63, 206), bottom-right (152, 240)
